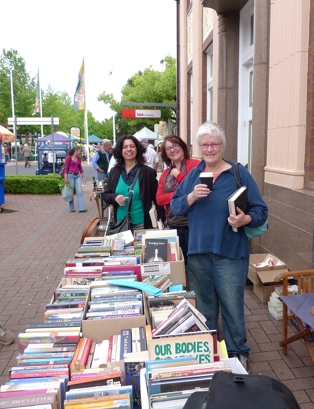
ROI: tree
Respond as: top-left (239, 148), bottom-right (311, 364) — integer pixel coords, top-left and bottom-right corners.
top-left (0, 48), bottom-right (108, 139)
top-left (98, 56), bottom-right (176, 138)
top-left (0, 49), bottom-right (36, 125)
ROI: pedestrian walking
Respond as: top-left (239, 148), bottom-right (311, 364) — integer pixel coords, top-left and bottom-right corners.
top-left (22, 143), bottom-right (31, 167)
top-left (64, 146), bottom-right (87, 213)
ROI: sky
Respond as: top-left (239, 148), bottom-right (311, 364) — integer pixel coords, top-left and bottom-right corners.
top-left (1, 0), bottom-right (177, 122)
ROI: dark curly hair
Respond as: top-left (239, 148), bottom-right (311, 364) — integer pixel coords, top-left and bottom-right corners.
top-left (160, 134), bottom-right (190, 166)
top-left (113, 135), bottom-right (146, 168)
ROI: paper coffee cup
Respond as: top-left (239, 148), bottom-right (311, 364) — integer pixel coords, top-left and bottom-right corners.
top-left (200, 172), bottom-right (214, 189)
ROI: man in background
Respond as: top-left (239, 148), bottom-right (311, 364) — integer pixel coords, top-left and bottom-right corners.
top-left (92, 139), bottom-right (113, 182)
top-left (141, 139), bottom-right (159, 170)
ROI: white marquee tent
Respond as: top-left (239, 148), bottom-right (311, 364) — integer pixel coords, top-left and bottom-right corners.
top-left (134, 127), bottom-right (158, 140)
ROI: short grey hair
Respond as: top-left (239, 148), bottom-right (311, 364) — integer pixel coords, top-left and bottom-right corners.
top-left (196, 121), bottom-right (226, 149)
top-left (102, 139), bottom-right (112, 147)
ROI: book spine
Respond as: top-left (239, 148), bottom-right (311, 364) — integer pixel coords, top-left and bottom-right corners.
top-left (107, 336), bottom-right (114, 363)
top-left (78, 338), bottom-right (92, 369)
top-left (85, 341), bottom-right (96, 369)
top-left (120, 329), bottom-right (132, 360)
top-left (131, 327), bottom-right (140, 353)
top-left (70, 338), bottom-right (84, 372)
top-left (139, 326), bottom-right (146, 351)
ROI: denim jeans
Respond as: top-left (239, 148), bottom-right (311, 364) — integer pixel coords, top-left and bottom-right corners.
top-left (187, 252), bottom-right (250, 357)
top-left (168, 223), bottom-right (189, 265)
top-left (97, 171), bottom-right (108, 182)
top-left (68, 174), bottom-right (86, 212)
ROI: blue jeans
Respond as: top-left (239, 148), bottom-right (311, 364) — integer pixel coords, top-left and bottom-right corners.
top-left (168, 223), bottom-right (189, 265)
top-left (97, 171), bottom-right (108, 182)
top-left (187, 253), bottom-right (250, 357)
top-left (68, 174), bottom-right (86, 212)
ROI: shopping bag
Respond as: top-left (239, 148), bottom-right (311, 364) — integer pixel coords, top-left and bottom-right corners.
top-left (61, 184), bottom-right (74, 202)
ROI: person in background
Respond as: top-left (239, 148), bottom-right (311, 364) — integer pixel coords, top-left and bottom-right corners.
top-left (92, 140), bottom-right (112, 182)
top-left (4, 144), bottom-right (10, 161)
top-left (64, 146), bottom-right (87, 213)
top-left (141, 139), bottom-right (159, 170)
top-left (103, 135), bottom-right (165, 232)
top-left (156, 134), bottom-right (200, 265)
top-left (0, 325), bottom-right (14, 346)
top-left (1, 144), bottom-right (5, 162)
top-left (22, 143), bottom-right (31, 168)
top-left (171, 121), bottom-right (268, 373)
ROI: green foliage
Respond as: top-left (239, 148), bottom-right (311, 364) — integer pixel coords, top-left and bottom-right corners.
top-left (0, 49), bottom-right (35, 124)
top-left (0, 48), bottom-right (108, 137)
top-left (4, 175), bottom-right (63, 194)
top-left (98, 56), bottom-right (177, 137)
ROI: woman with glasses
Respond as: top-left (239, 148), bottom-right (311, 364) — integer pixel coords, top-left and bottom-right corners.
top-left (156, 135), bottom-right (199, 264)
top-left (171, 122), bottom-right (268, 373)
top-left (103, 135), bottom-right (165, 233)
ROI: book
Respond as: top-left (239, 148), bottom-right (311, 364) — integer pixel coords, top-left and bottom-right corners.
top-left (227, 186), bottom-right (249, 232)
top-left (0, 394), bottom-right (58, 409)
top-left (144, 239), bottom-right (169, 263)
top-left (139, 327), bottom-right (146, 351)
top-left (76, 338), bottom-right (92, 370)
top-left (67, 372), bottom-right (123, 390)
top-left (91, 340), bottom-right (109, 368)
top-left (120, 330), bottom-right (132, 360)
top-left (131, 328), bottom-right (140, 353)
top-left (124, 351), bottom-right (149, 409)
top-left (63, 393), bottom-right (130, 408)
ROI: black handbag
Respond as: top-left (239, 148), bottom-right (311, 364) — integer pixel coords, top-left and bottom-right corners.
top-left (107, 168), bottom-right (140, 235)
top-left (182, 372), bottom-right (300, 409)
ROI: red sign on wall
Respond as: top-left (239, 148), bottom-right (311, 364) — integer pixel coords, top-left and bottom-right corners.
top-left (122, 109), bottom-right (161, 119)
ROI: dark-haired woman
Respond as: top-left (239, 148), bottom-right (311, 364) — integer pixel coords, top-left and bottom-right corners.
top-left (64, 146), bottom-right (87, 213)
top-left (103, 135), bottom-right (165, 232)
top-left (156, 135), bottom-right (200, 264)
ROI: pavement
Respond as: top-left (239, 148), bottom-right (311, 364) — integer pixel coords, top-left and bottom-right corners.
top-left (1, 162), bottom-right (314, 408)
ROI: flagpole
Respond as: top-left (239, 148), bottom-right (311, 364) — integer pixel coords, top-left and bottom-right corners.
top-left (39, 69), bottom-right (43, 137)
top-left (84, 59), bottom-right (89, 165)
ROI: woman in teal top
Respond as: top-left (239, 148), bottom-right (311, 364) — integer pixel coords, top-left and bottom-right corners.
top-left (103, 135), bottom-right (165, 232)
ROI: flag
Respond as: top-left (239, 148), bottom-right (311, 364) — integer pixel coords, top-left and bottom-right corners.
top-left (33, 69), bottom-right (40, 115)
top-left (74, 59), bottom-right (85, 111)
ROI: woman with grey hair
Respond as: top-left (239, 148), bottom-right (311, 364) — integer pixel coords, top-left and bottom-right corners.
top-left (64, 146), bottom-right (87, 212)
top-left (171, 121), bottom-right (268, 373)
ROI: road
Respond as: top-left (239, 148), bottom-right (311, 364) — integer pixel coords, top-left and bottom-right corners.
top-left (4, 160), bottom-right (97, 181)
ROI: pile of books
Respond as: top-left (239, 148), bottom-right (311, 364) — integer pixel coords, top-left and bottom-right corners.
top-left (135, 229), bottom-right (180, 263)
top-left (86, 286), bottom-right (143, 320)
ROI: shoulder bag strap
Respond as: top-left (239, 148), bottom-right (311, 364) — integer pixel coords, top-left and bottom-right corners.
top-left (126, 167), bottom-right (141, 217)
top-left (234, 163), bottom-right (242, 188)
top-left (182, 391), bottom-right (208, 409)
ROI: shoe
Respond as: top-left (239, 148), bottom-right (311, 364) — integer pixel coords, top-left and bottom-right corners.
top-left (79, 210), bottom-right (87, 213)
top-left (238, 354), bottom-right (251, 374)
top-left (70, 210), bottom-right (75, 212)
top-left (0, 327), bottom-right (14, 346)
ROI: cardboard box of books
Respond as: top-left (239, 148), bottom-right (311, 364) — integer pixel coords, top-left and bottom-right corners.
top-left (253, 268), bottom-right (289, 303)
top-left (248, 253), bottom-right (286, 285)
top-left (82, 284), bottom-right (146, 343)
top-left (140, 357), bottom-right (247, 409)
top-left (135, 228), bottom-right (185, 286)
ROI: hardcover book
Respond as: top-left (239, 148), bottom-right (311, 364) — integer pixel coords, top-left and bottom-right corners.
top-left (144, 239), bottom-right (169, 263)
top-left (227, 186), bottom-right (249, 232)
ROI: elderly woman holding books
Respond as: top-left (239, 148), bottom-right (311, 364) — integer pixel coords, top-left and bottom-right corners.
top-left (171, 121), bottom-right (268, 373)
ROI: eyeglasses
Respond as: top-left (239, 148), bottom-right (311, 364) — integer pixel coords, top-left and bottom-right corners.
top-left (199, 142), bottom-right (222, 150)
top-left (165, 143), bottom-right (180, 152)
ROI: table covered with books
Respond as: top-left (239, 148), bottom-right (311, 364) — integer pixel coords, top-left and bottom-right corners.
top-left (0, 228), bottom-right (248, 409)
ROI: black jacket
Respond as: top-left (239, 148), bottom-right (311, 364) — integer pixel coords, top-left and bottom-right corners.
top-left (103, 165), bottom-right (165, 229)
